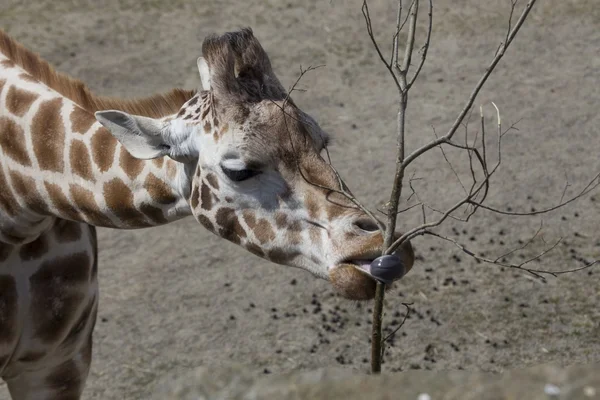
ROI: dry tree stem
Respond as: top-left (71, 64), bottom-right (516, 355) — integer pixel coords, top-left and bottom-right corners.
top-left (363, 0), bottom-right (539, 374)
top-left (363, 0), bottom-right (425, 374)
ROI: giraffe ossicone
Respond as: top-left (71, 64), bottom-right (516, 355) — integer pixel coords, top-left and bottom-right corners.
top-left (0, 26), bottom-right (414, 399)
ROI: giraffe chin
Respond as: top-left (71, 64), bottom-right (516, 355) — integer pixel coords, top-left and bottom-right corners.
top-left (329, 263), bottom-right (393, 301)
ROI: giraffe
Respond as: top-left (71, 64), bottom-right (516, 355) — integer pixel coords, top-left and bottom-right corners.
top-left (0, 27), bottom-right (415, 399)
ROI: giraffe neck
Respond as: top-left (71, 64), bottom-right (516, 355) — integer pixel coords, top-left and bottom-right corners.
top-left (0, 56), bottom-right (194, 244)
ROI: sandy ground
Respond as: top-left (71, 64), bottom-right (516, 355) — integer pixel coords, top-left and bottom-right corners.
top-left (1, 1), bottom-right (599, 399)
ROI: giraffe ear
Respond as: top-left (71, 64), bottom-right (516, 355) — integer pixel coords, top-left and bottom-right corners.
top-left (95, 110), bottom-right (170, 160)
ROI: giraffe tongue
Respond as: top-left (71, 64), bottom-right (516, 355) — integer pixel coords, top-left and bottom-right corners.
top-left (352, 260), bottom-right (373, 274)
top-left (369, 255), bottom-right (406, 284)
top-left (348, 260), bottom-right (374, 280)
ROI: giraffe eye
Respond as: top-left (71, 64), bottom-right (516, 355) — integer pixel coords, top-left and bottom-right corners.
top-left (221, 166), bottom-right (261, 182)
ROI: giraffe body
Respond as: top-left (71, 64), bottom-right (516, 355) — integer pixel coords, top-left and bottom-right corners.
top-left (0, 32), bottom-right (193, 399)
top-left (0, 28), bottom-right (415, 399)
top-left (0, 221), bottom-right (97, 399)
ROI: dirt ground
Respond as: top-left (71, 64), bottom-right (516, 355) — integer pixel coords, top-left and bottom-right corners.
top-left (1, 1), bottom-right (599, 399)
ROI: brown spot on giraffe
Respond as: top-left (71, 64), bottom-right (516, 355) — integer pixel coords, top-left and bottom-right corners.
top-left (327, 204), bottom-right (346, 220)
top-left (0, 169), bottom-right (19, 217)
top-left (120, 146), bottom-right (145, 180)
top-left (190, 187), bottom-right (200, 209)
top-left (206, 173), bottom-right (219, 190)
top-left (215, 207), bottom-right (246, 244)
top-left (166, 161), bottom-right (177, 180)
top-left (0, 275), bottom-right (18, 344)
top-left (243, 211), bottom-right (257, 230)
top-left (140, 203), bottom-right (168, 224)
top-left (201, 107), bottom-right (210, 120)
top-left (246, 242), bottom-right (265, 258)
top-left (18, 73), bottom-right (38, 83)
top-left (91, 127), bottom-right (117, 172)
top-left (103, 178), bottom-right (150, 227)
top-left (45, 182), bottom-right (80, 221)
top-left (69, 184), bottom-right (113, 227)
top-left (31, 97), bottom-right (65, 173)
top-left (217, 122), bottom-right (229, 140)
top-left (0, 116), bottom-right (31, 166)
top-left (186, 96), bottom-right (198, 107)
top-left (267, 248), bottom-right (300, 265)
top-left (0, 78), bottom-right (5, 94)
top-left (29, 252), bottom-right (91, 343)
top-left (54, 220), bottom-right (83, 243)
top-left (254, 218), bottom-right (275, 244)
top-left (152, 157), bottom-right (164, 168)
top-left (10, 170), bottom-right (46, 213)
top-left (232, 105), bottom-right (250, 124)
top-left (19, 235), bottom-right (49, 261)
top-left (5, 85), bottom-right (39, 117)
top-left (0, 59), bottom-right (15, 68)
top-left (275, 212), bottom-right (288, 229)
top-left (70, 106), bottom-right (96, 134)
top-left (310, 227), bottom-right (321, 246)
top-left (305, 195), bottom-right (319, 219)
top-left (69, 140), bottom-right (95, 182)
top-left (200, 183), bottom-right (213, 210)
top-left (196, 214), bottom-right (214, 232)
top-left (203, 121), bottom-right (211, 134)
top-left (288, 220), bottom-right (302, 232)
top-left (144, 173), bottom-right (178, 204)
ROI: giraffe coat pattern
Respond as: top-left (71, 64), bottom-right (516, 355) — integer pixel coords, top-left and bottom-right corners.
top-left (0, 27), bottom-right (414, 399)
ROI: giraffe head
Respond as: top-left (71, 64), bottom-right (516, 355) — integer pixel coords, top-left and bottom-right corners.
top-left (95, 28), bottom-right (414, 300)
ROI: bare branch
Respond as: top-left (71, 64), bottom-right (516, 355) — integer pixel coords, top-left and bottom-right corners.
top-left (559, 172), bottom-right (571, 205)
top-left (434, 127), bottom-right (468, 195)
top-left (423, 230), bottom-right (598, 280)
top-left (398, 0), bottom-right (419, 78)
top-left (469, 171), bottom-right (600, 216)
top-left (407, 0), bottom-right (433, 89)
top-left (493, 220), bottom-right (543, 262)
top-left (380, 302), bottom-right (413, 364)
top-left (362, 0), bottom-right (403, 92)
top-left (401, 0), bottom-right (538, 170)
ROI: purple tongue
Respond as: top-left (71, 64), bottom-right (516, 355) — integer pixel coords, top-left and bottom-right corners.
top-left (369, 255), bottom-right (406, 284)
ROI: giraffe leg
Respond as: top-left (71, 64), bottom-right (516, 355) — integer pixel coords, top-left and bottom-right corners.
top-left (5, 335), bottom-right (93, 400)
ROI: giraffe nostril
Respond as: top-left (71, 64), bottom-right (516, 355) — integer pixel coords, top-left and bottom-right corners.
top-left (353, 218), bottom-right (380, 233)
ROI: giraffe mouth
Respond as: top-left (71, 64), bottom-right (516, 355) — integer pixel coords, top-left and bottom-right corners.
top-left (338, 253), bottom-right (407, 284)
top-left (338, 257), bottom-right (378, 276)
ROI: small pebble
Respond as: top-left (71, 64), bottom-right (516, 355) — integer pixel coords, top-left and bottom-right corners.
top-left (544, 383), bottom-right (561, 396)
top-left (417, 394), bottom-right (431, 400)
top-left (583, 386), bottom-right (596, 397)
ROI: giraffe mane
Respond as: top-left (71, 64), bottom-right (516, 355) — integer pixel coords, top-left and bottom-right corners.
top-left (0, 29), bottom-right (196, 118)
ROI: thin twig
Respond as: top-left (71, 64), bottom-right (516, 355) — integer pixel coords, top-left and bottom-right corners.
top-left (407, 0), bottom-right (433, 89)
top-left (423, 230), bottom-right (598, 280)
top-left (380, 302), bottom-right (413, 364)
top-left (400, 0), bottom-right (538, 171)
